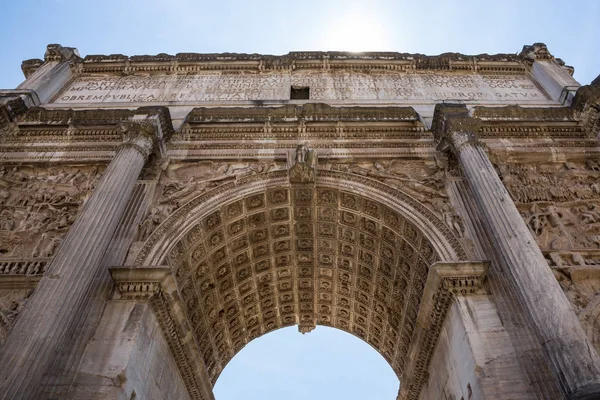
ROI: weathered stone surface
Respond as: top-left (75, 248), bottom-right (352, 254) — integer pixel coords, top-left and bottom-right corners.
top-left (0, 43), bottom-right (598, 400)
top-left (52, 72), bottom-right (551, 105)
top-left (433, 103), bottom-right (600, 398)
top-left (69, 301), bottom-right (191, 400)
top-left (0, 120), bottom-right (159, 399)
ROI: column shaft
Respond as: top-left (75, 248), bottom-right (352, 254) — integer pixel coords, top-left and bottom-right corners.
top-left (451, 130), bottom-right (600, 398)
top-left (0, 142), bottom-right (150, 399)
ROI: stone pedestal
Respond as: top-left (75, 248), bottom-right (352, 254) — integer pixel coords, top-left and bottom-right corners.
top-left (0, 123), bottom-right (155, 400)
top-left (435, 104), bottom-right (600, 399)
top-left (69, 301), bottom-right (191, 400)
top-left (420, 294), bottom-right (536, 399)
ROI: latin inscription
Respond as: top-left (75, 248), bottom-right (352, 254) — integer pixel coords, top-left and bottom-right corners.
top-left (54, 72), bottom-right (550, 104)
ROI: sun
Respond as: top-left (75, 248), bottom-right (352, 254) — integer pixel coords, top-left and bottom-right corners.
top-left (324, 12), bottom-right (391, 52)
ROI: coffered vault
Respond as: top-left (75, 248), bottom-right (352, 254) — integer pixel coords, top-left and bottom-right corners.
top-left (0, 43), bottom-right (600, 400)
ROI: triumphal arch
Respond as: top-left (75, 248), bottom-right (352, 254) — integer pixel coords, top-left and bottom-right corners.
top-left (1, 43), bottom-right (600, 399)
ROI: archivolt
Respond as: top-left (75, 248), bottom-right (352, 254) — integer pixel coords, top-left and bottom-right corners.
top-left (133, 169), bottom-right (466, 384)
top-left (135, 170), bottom-right (465, 267)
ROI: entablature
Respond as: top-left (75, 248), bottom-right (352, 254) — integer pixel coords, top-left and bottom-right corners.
top-left (1, 96), bottom-right (598, 163)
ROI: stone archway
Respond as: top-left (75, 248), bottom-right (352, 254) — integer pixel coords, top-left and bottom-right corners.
top-left (133, 169), bottom-right (466, 388)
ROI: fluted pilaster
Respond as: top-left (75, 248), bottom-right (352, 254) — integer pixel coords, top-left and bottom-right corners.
top-left (438, 109), bottom-right (600, 399)
top-left (0, 123), bottom-right (155, 399)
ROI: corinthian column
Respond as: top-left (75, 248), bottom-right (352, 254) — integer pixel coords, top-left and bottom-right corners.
top-left (434, 104), bottom-right (600, 400)
top-left (0, 121), bottom-right (157, 400)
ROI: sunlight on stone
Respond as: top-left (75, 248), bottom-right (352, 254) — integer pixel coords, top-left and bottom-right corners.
top-left (213, 326), bottom-right (399, 400)
top-left (323, 12), bottom-right (392, 52)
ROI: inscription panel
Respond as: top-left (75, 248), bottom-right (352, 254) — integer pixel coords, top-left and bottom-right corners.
top-left (53, 71), bottom-right (551, 104)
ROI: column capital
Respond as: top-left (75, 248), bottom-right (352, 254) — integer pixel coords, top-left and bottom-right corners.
top-left (118, 120), bottom-right (159, 160)
top-left (432, 103), bottom-right (483, 154)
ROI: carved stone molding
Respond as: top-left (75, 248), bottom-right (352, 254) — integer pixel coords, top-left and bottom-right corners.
top-left (110, 266), bottom-right (214, 400)
top-left (520, 42), bottom-right (554, 61)
top-left (398, 261), bottom-right (488, 400)
top-left (0, 258), bottom-right (49, 289)
top-left (0, 91), bottom-right (39, 135)
top-left (186, 103), bottom-right (420, 123)
top-left (1, 106), bottom-right (173, 162)
top-left (38, 49), bottom-right (534, 75)
top-left (43, 44), bottom-right (81, 63)
top-left (21, 59), bottom-right (44, 78)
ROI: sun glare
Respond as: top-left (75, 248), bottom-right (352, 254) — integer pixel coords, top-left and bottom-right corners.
top-left (324, 13), bottom-right (391, 52)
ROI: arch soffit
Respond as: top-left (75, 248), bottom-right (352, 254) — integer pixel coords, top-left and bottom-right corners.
top-left (132, 169), bottom-right (466, 384)
top-left (135, 169), bottom-right (466, 267)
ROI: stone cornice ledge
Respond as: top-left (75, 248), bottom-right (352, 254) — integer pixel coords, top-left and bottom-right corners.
top-left (397, 261), bottom-right (489, 400)
top-left (0, 258), bottom-right (50, 289)
top-left (71, 50), bottom-right (528, 74)
top-left (109, 266), bottom-right (215, 400)
top-left (0, 106), bottom-right (173, 162)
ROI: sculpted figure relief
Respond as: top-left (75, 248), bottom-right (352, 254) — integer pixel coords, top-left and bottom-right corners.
top-left (138, 161), bottom-right (281, 242)
top-left (324, 160), bottom-right (459, 229)
top-left (500, 161), bottom-right (600, 203)
top-left (498, 161), bottom-right (600, 251)
top-left (0, 165), bottom-right (102, 258)
top-left (289, 144), bottom-right (316, 183)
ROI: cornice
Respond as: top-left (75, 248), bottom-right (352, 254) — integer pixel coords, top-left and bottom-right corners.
top-left (0, 91), bottom-right (38, 134)
top-left (19, 48), bottom-right (540, 76)
top-left (2, 101), bottom-right (596, 162)
top-left (0, 258), bottom-right (49, 290)
top-left (473, 104), bottom-right (574, 121)
top-left (70, 51), bottom-right (529, 75)
top-left (185, 103), bottom-right (420, 123)
top-left (17, 106), bottom-right (173, 138)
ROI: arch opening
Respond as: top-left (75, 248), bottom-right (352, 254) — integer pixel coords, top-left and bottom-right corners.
top-left (213, 326), bottom-right (400, 399)
top-left (164, 184), bottom-right (451, 385)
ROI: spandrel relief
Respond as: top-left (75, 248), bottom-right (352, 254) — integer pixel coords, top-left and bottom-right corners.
top-left (500, 161), bottom-right (600, 251)
top-left (321, 160), bottom-right (464, 236)
top-left (0, 165), bottom-right (104, 258)
top-left (137, 161), bottom-right (284, 241)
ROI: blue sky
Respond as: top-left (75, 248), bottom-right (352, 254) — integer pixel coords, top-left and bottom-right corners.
top-left (0, 0), bottom-right (599, 88)
top-left (1, 1), bottom-right (599, 399)
top-left (214, 326), bottom-right (399, 399)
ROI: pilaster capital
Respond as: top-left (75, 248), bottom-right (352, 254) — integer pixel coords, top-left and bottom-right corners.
top-left (110, 266), bottom-right (170, 300)
top-left (43, 44), bottom-right (80, 63)
top-left (118, 120), bottom-right (158, 160)
top-left (432, 103), bottom-right (483, 154)
top-left (431, 261), bottom-right (488, 296)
